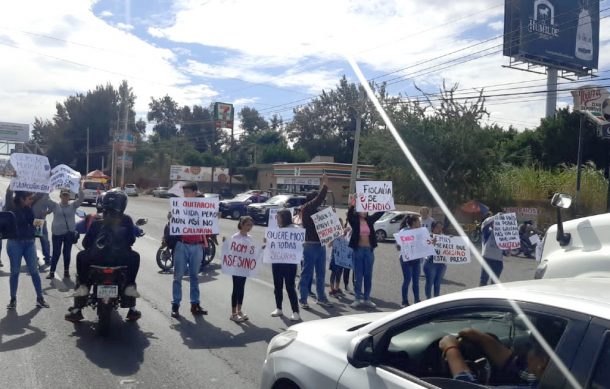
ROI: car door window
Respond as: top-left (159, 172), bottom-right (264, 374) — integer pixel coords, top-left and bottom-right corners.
top-left (379, 308), bottom-right (566, 387)
top-left (589, 332), bottom-right (610, 389)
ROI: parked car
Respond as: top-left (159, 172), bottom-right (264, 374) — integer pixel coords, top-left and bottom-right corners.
top-left (152, 187), bottom-right (169, 198)
top-left (373, 210), bottom-right (420, 242)
top-left (261, 277), bottom-right (610, 389)
top-left (535, 192), bottom-right (610, 279)
top-left (81, 180), bottom-right (106, 204)
top-left (220, 193), bottom-right (269, 219)
top-left (124, 183), bottom-right (138, 196)
top-left (247, 194), bottom-right (307, 225)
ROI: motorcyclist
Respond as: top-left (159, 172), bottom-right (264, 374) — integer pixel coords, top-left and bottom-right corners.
top-left (65, 191), bottom-right (141, 323)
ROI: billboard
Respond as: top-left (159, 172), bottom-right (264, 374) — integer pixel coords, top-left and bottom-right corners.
top-left (0, 122), bottom-right (30, 143)
top-left (213, 102), bottom-right (234, 129)
top-left (170, 165), bottom-right (213, 181)
top-left (571, 85), bottom-right (609, 112)
top-left (503, 0), bottom-right (599, 74)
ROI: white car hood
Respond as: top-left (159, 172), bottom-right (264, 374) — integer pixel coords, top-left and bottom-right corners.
top-left (290, 312), bottom-right (389, 334)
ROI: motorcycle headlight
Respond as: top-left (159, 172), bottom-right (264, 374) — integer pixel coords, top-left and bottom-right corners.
top-left (267, 330), bottom-right (297, 356)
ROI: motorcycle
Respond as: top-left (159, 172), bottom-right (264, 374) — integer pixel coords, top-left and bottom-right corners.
top-left (510, 230), bottom-right (541, 258)
top-left (156, 235), bottom-right (217, 272)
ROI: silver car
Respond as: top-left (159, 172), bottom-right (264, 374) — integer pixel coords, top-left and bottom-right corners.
top-left (261, 278), bottom-right (610, 388)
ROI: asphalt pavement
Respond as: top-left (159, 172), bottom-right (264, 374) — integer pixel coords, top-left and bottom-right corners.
top-left (0, 177), bottom-right (538, 389)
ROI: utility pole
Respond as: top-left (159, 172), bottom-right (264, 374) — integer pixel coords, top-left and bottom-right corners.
top-left (545, 67), bottom-right (558, 118)
top-left (86, 127), bottom-right (90, 174)
top-left (229, 126), bottom-right (234, 186)
top-left (349, 89), bottom-right (364, 195)
top-left (120, 98), bottom-right (128, 188)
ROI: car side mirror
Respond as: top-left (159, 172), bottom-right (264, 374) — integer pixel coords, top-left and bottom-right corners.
top-left (347, 334), bottom-right (376, 369)
top-left (551, 193), bottom-right (571, 246)
top-left (245, 200), bottom-right (252, 204)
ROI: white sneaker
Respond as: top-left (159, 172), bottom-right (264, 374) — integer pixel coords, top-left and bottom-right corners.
top-left (270, 308), bottom-right (283, 317)
top-left (363, 300), bottom-right (377, 308)
top-left (73, 285), bottom-right (89, 297)
top-left (124, 285), bottom-right (140, 298)
top-left (290, 312), bottom-right (301, 321)
top-left (351, 299), bottom-right (363, 308)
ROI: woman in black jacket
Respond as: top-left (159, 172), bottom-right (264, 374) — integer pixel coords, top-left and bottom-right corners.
top-left (5, 190), bottom-right (49, 309)
top-left (346, 205), bottom-right (384, 309)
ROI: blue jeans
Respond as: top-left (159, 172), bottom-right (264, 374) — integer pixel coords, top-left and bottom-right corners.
top-left (399, 257), bottom-right (421, 305)
top-left (353, 247), bottom-right (375, 301)
top-left (37, 223), bottom-right (51, 262)
top-left (299, 243), bottom-right (327, 303)
top-left (423, 258), bottom-right (447, 299)
top-left (479, 257), bottom-right (503, 286)
top-left (172, 242), bottom-right (203, 305)
top-left (7, 239), bottom-right (43, 299)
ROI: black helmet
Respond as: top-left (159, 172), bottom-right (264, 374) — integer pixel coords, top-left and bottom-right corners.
top-left (95, 192), bottom-right (106, 213)
top-left (101, 191), bottom-right (127, 214)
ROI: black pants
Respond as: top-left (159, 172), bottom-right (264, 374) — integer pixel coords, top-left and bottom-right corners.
top-left (272, 263), bottom-right (299, 313)
top-left (330, 265), bottom-right (343, 285)
top-left (231, 275), bottom-right (246, 308)
top-left (50, 233), bottom-right (74, 273)
top-left (76, 249), bottom-right (140, 286)
top-left (343, 268), bottom-right (351, 287)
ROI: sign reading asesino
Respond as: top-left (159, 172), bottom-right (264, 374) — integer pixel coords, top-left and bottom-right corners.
top-left (221, 236), bottom-right (261, 278)
top-left (169, 197), bottom-right (219, 235)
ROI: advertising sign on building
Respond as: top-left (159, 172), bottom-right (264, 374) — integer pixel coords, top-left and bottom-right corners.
top-left (571, 86), bottom-right (609, 112)
top-left (213, 102), bottom-right (234, 129)
top-left (170, 165), bottom-right (213, 181)
top-left (0, 122), bottom-right (30, 143)
top-left (503, 0), bottom-right (600, 74)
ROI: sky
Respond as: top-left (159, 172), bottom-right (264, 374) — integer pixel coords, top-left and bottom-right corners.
top-left (0, 0), bottom-right (609, 136)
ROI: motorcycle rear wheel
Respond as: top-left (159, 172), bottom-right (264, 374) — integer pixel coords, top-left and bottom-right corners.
top-left (156, 247), bottom-right (174, 272)
top-left (97, 303), bottom-right (113, 336)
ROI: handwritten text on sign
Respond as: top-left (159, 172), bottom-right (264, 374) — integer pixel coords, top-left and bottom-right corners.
top-left (221, 236), bottom-right (261, 278)
top-left (332, 237), bottom-right (353, 269)
top-left (493, 213), bottom-right (520, 250)
top-left (432, 234), bottom-right (471, 264)
top-left (262, 227), bottom-right (305, 265)
top-left (394, 227), bottom-right (436, 261)
top-left (50, 164), bottom-right (81, 193)
top-left (312, 207), bottom-right (343, 244)
top-left (170, 197), bottom-right (219, 235)
top-left (9, 153), bottom-right (52, 193)
top-left (356, 181), bottom-right (395, 212)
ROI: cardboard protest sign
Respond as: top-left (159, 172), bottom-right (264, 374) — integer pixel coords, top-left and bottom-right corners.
top-left (9, 153), bottom-right (51, 193)
top-left (493, 213), bottom-right (520, 250)
top-left (311, 207), bottom-right (343, 245)
top-left (169, 197), bottom-right (219, 235)
top-left (529, 234), bottom-right (541, 246)
top-left (267, 207), bottom-right (295, 229)
top-left (355, 181), bottom-right (395, 212)
top-left (432, 234), bottom-right (471, 264)
top-left (262, 227), bottom-right (305, 265)
top-left (332, 237), bottom-right (353, 269)
top-left (221, 236), bottom-right (261, 278)
top-left (50, 164), bottom-right (81, 193)
top-left (394, 227), bottom-right (436, 261)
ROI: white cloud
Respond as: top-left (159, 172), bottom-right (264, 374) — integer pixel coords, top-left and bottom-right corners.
top-left (100, 10), bottom-right (113, 18)
top-left (233, 97), bottom-right (258, 106)
top-left (0, 0), bottom-right (217, 124)
top-left (488, 20), bottom-right (503, 31)
top-left (115, 22), bottom-right (134, 31)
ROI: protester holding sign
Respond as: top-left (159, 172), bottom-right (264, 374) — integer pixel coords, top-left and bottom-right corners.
top-left (423, 222), bottom-right (447, 299)
top-left (46, 187), bottom-right (84, 279)
top-left (270, 209), bottom-right (301, 321)
top-left (298, 174), bottom-right (333, 309)
top-left (346, 200), bottom-right (385, 309)
top-left (480, 212), bottom-right (505, 286)
top-left (170, 182), bottom-right (209, 318)
top-left (328, 217), bottom-right (350, 297)
top-left (225, 216), bottom-right (257, 323)
top-left (396, 214), bottom-right (423, 307)
top-left (4, 190), bottom-right (49, 309)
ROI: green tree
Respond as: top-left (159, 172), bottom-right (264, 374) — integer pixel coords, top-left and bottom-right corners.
top-left (239, 107), bottom-right (269, 134)
top-left (148, 95), bottom-right (179, 140)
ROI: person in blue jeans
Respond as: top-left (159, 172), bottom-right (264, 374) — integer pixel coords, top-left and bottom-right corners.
top-left (397, 214), bottom-right (423, 307)
top-left (5, 190), bottom-right (49, 309)
top-left (423, 221), bottom-right (447, 299)
top-left (298, 175), bottom-right (333, 309)
top-left (346, 202), bottom-right (384, 309)
top-left (479, 212), bottom-right (504, 286)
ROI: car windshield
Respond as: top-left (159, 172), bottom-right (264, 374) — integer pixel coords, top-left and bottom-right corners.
top-left (378, 212), bottom-right (400, 222)
top-left (232, 194), bottom-right (252, 202)
top-left (266, 195), bottom-right (290, 205)
top-left (83, 182), bottom-right (104, 190)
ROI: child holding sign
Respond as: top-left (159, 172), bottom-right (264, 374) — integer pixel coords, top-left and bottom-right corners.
top-left (397, 214), bottom-right (422, 307)
top-left (227, 216), bottom-right (255, 323)
top-left (423, 221), bottom-right (447, 299)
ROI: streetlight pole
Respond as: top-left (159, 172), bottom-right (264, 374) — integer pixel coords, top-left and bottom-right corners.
top-left (120, 99), bottom-right (128, 188)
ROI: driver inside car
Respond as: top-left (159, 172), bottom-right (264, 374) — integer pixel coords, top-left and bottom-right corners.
top-left (65, 191), bottom-right (141, 323)
top-left (439, 328), bottom-right (550, 387)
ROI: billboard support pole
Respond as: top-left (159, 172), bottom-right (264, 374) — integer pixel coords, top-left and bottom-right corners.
top-left (575, 113), bottom-right (584, 214)
top-left (546, 67), bottom-right (558, 118)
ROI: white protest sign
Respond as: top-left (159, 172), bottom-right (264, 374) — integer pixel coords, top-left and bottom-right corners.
top-left (221, 236), bottom-right (261, 278)
top-left (169, 197), bottom-right (219, 235)
top-left (432, 234), bottom-right (471, 264)
top-left (529, 234), bottom-right (541, 246)
top-left (50, 164), bottom-right (81, 193)
top-left (356, 181), bottom-right (395, 212)
top-left (493, 213), bottom-right (520, 250)
top-left (9, 153), bottom-right (52, 193)
top-left (168, 181), bottom-right (185, 197)
top-left (394, 227), bottom-right (436, 261)
top-left (332, 237), bottom-right (353, 269)
top-left (267, 207), bottom-right (294, 229)
top-left (311, 207), bottom-right (343, 245)
top-left (262, 227), bottom-right (305, 264)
